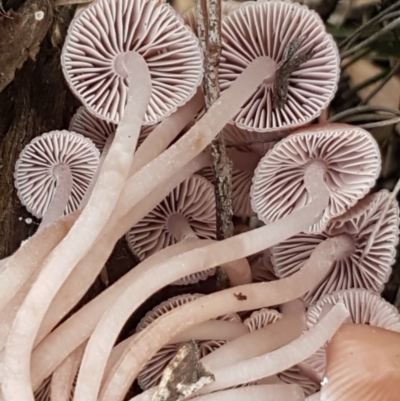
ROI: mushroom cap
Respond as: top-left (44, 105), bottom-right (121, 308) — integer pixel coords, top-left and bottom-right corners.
top-left (62, 0), bottom-right (203, 124)
top-left (243, 308), bottom-right (282, 331)
top-left (125, 174), bottom-right (216, 284)
top-left (251, 124), bottom-right (381, 233)
top-left (69, 106), bottom-right (155, 152)
top-left (136, 293), bottom-right (241, 390)
top-left (220, 0), bottom-right (340, 132)
top-left (126, 174), bottom-right (216, 259)
top-left (271, 190), bottom-right (399, 304)
top-left (304, 289), bottom-right (400, 379)
top-left (321, 324), bottom-right (400, 401)
top-left (248, 250), bottom-right (278, 283)
top-left (14, 130), bottom-right (100, 218)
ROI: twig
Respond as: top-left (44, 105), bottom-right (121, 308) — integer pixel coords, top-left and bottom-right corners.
top-left (340, 17), bottom-right (400, 59)
top-left (328, 105), bottom-right (400, 122)
top-left (195, 0), bottom-right (233, 240)
top-left (340, 0), bottom-right (400, 49)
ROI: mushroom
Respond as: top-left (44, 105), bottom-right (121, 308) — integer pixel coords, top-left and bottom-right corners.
top-left (251, 124), bottom-right (381, 234)
top-left (62, 0), bottom-right (202, 125)
top-left (272, 189), bottom-right (399, 304)
top-left (220, 1), bottom-right (340, 132)
top-left (321, 323), bottom-right (400, 401)
top-left (303, 288), bottom-right (400, 381)
top-left (135, 294), bottom-right (245, 390)
top-left (14, 130), bottom-right (99, 227)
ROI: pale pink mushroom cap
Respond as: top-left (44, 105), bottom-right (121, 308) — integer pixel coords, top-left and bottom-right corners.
top-left (272, 190), bottom-right (399, 304)
top-left (62, 0), bottom-right (203, 124)
top-left (304, 288), bottom-right (400, 380)
top-left (126, 175), bottom-right (216, 284)
top-left (251, 124), bottom-right (381, 233)
top-left (14, 130), bottom-right (99, 218)
top-left (279, 366), bottom-right (320, 397)
top-left (321, 324), bottom-right (400, 401)
top-left (69, 106), bottom-right (155, 151)
top-left (220, 0), bottom-right (340, 132)
top-left (136, 293), bottom-right (241, 390)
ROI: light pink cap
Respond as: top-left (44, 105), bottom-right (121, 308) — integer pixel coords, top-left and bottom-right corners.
top-left (251, 124), bottom-right (381, 233)
top-left (62, 0), bottom-right (203, 124)
top-left (304, 288), bottom-right (400, 379)
top-left (14, 130), bottom-right (99, 218)
top-left (220, 0), bottom-right (340, 132)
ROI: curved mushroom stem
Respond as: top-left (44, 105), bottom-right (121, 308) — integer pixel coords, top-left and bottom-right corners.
top-left (51, 343), bottom-right (85, 401)
top-left (40, 164), bottom-right (73, 228)
top-left (30, 238), bottom-right (249, 390)
top-left (200, 300), bottom-right (305, 371)
top-left (2, 52), bottom-right (152, 401)
top-left (98, 233), bottom-right (349, 401)
top-left (80, 133), bottom-right (115, 210)
top-left (162, 384), bottom-right (306, 401)
top-left (197, 303), bottom-right (349, 394)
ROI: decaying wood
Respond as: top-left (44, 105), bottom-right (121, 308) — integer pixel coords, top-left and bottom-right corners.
top-left (0, 0), bottom-right (53, 92)
top-left (196, 0), bottom-right (233, 240)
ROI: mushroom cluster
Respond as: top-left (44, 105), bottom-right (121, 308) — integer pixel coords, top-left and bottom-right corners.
top-left (0, 1), bottom-right (399, 401)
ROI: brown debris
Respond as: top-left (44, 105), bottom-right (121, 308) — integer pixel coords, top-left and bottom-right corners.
top-left (0, 0), bottom-right (53, 92)
top-left (153, 341), bottom-right (215, 401)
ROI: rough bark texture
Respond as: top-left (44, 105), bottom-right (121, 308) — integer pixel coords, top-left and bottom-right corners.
top-left (196, 0), bottom-right (233, 241)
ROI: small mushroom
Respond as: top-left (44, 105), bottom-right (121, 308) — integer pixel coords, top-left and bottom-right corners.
top-left (272, 189), bottom-right (399, 304)
top-left (220, 1), bottom-right (340, 132)
top-left (62, 0), bottom-right (203, 125)
top-left (303, 288), bottom-right (400, 381)
top-left (136, 293), bottom-right (242, 390)
top-left (321, 323), bottom-right (400, 401)
top-left (126, 174), bottom-right (217, 284)
top-left (14, 130), bottom-right (99, 227)
top-left (251, 124), bottom-right (381, 234)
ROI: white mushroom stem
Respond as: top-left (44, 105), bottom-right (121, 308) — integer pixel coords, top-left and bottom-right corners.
top-left (197, 303), bottom-right (349, 394)
top-left (171, 320), bottom-right (249, 343)
top-left (129, 89), bottom-right (205, 176)
top-left (80, 132), bottom-right (115, 209)
top-left (167, 385), bottom-right (306, 401)
top-left (98, 232), bottom-right (347, 401)
top-left (33, 152), bottom-right (215, 349)
top-left (201, 300), bottom-right (305, 371)
top-left (306, 391), bottom-right (321, 401)
top-left (51, 343), bottom-right (85, 401)
top-left (40, 164), bottom-right (73, 228)
top-left (0, 213), bottom-right (77, 314)
top-left (30, 238), bottom-right (249, 390)
top-left (2, 53), bottom-right (152, 401)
